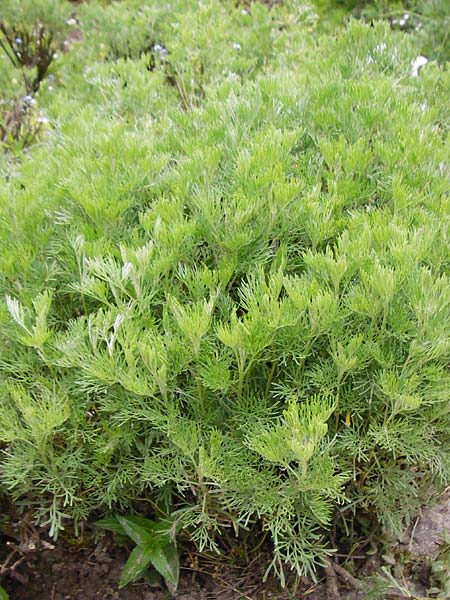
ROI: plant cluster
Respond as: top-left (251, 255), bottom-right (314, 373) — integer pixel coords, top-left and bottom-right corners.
top-left (97, 514), bottom-right (179, 593)
top-left (0, 0), bottom-right (449, 592)
top-left (0, 0), bottom-right (72, 151)
top-left (317, 0), bottom-right (450, 62)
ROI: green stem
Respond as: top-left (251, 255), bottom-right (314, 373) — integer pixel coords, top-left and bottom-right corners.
top-left (265, 360), bottom-right (277, 399)
top-left (196, 376), bottom-right (204, 406)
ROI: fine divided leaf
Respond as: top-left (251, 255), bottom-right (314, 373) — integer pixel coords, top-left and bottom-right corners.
top-left (0, 0), bottom-right (449, 589)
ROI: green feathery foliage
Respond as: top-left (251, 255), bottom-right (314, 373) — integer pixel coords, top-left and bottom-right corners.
top-left (0, 0), bottom-right (449, 586)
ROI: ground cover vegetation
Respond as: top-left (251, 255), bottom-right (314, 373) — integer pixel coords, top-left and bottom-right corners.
top-left (0, 0), bottom-right (449, 596)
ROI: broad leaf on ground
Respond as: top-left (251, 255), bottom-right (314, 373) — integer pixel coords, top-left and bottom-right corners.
top-left (119, 545), bottom-right (156, 589)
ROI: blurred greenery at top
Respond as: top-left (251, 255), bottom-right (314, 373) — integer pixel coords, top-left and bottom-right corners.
top-left (0, 0), bottom-right (448, 112)
top-left (316, 0), bottom-right (449, 61)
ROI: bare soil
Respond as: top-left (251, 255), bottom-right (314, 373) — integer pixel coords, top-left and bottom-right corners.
top-left (1, 489), bottom-right (449, 599)
top-left (0, 528), bottom-right (294, 600)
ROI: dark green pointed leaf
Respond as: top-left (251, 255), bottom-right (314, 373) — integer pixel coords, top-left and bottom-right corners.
top-left (150, 543), bottom-right (179, 596)
top-left (163, 542), bottom-right (180, 594)
top-left (150, 516), bottom-right (178, 542)
top-left (116, 515), bottom-right (157, 548)
top-left (96, 516), bottom-right (126, 535)
top-left (121, 515), bottom-right (160, 532)
top-left (119, 545), bottom-right (154, 589)
top-left (0, 586), bottom-right (10, 600)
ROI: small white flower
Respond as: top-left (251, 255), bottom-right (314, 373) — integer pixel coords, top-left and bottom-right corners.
top-left (232, 43), bottom-right (241, 51)
top-left (153, 44), bottom-right (167, 61)
top-left (399, 18), bottom-right (406, 26)
top-left (15, 37), bottom-right (22, 44)
top-left (65, 17), bottom-right (77, 26)
top-left (37, 115), bottom-right (49, 124)
top-left (366, 55), bottom-right (374, 65)
top-left (403, 13), bottom-right (410, 20)
top-left (153, 44), bottom-right (167, 56)
top-left (411, 55), bottom-right (428, 77)
top-left (23, 94), bottom-right (35, 106)
top-left (241, 8), bottom-right (249, 15)
top-left (375, 42), bottom-right (387, 53)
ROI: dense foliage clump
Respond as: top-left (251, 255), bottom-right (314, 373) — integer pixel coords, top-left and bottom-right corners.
top-left (0, 0), bottom-right (449, 586)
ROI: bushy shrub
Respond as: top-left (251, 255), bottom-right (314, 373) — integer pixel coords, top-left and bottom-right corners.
top-left (0, 0), bottom-right (449, 585)
top-left (317, 0), bottom-right (450, 62)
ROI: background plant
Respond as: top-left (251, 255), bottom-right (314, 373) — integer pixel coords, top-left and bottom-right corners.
top-left (316, 0), bottom-right (450, 62)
